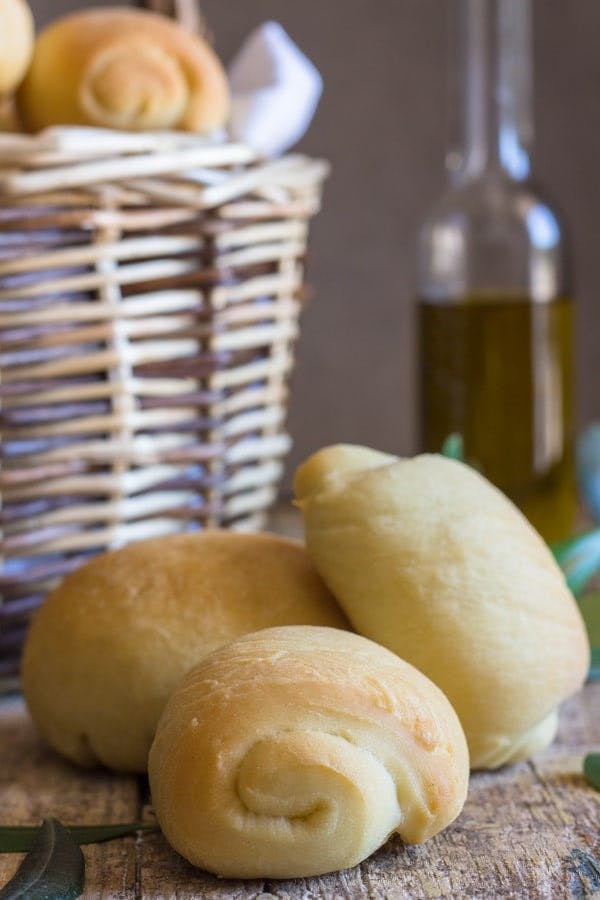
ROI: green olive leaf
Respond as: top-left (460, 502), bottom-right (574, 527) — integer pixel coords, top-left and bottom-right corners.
top-left (583, 753), bottom-right (600, 792)
top-left (440, 433), bottom-right (465, 461)
top-left (578, 592), bottom-right (600, 681)
top-left (551, 528), bottom-right (600, 597)
top-left (0, 822), bottom-right (155, 854)
top-left (0, 818), bottom-right (83, 900)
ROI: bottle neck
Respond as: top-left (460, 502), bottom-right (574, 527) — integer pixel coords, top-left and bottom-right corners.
top-left (448, 0), bottom-right (533, 183)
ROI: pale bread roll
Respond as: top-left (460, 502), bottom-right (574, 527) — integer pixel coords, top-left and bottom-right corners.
top-left (149, 625), bottom-right (469, 879)
top-left (0, 0), bottom-right (34, 95)
top-left (17, 7), bottom-right (229, 132)
top-left (22, 531), bottom-right (348, 773)
top-left (294, 445), bottom-right (590, 769)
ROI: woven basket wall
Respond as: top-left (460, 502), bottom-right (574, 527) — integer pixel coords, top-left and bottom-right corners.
top-left (0, 127), bottom-right (328, 687)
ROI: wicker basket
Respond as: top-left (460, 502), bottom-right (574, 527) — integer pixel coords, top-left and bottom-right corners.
top-left (0, 127), bottom-right (328, 687)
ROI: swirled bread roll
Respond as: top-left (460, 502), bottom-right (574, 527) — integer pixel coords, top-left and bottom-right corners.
top-left (17, 8), bottom-right (229, 132)
top-left (149, 625), bottom-right (469, 879)
top-left (294, 445), bottom-right (590, 770)
top-left (22, 531), bottom-right (348, 773)
top-left (0, 0), bottom-right (34, 95)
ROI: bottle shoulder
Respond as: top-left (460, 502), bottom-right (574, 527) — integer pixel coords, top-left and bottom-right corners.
top-left (418, 175), bottom-right (570, 301)
top-left (421, 175), bottom-right (566, 249)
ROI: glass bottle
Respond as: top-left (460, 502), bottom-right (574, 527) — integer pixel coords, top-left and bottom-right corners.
top-left (418, 0), bottom-right (575, 544)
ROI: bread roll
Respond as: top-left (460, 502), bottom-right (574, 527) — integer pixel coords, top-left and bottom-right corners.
top-left (0, 96), bottom-right (22, 132)
top-left (0, 0), bottom-right (34, 95)
top-left (149, 625), bottom-right (469, 879)
top-left (294, 445), bottom-right (590, 769)
top-left (17, 7), bottom-right (229, 133)
top-left (22, 531), bottom-right (348, 773)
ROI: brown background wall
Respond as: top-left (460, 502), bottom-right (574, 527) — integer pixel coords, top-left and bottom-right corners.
top-left (31, 0), bottom-right (600, 489)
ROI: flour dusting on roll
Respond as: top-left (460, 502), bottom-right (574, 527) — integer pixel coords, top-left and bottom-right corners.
top-left (148, 626), bottom-right (469, 879)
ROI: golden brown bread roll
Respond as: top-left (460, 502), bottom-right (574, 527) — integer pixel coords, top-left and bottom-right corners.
top-left (0, 96), bottom-right (22, 132)
top-left (17, 7), bottom-right (229, 133)
top-left (22, 531), bottom-right (348, 773)
top-left (149, 625), bottom-right (469, 879)
top-left (294, 445), bottom-right (591, 769)
top-left (0, 0), bottom-right (34, 96)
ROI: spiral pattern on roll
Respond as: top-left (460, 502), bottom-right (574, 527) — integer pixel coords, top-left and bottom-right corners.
top-left (149, 626), bottom-right (468, 879)
top-left (81, 42), bottom-right (188, 131)
top-left (17, 8), bottom-right (229, 133)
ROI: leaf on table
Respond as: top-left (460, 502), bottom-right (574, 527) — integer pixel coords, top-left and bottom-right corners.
top-left (583, 753), bottom-right (600, 792)
top-left (0, 822), bottom-right (156, 854)
top-left (0, 818), bottom-right (84, 900)
top-left (551, 528), bottom-right (600, 597)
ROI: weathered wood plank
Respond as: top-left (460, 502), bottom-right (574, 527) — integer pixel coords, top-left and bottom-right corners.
top-left (0, 696), bottom-right (140, 898)
top-left (1, 687), bottom-right (598, 899)
top-left (135, 685), bottom-right (600, 899)
top-left (137, 825), bottom-right (267, 899)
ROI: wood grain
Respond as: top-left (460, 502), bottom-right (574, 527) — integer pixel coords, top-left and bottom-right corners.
top-left (1, 685), bottom-right (598, 898)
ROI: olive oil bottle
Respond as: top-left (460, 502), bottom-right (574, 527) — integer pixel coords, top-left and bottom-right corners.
top-left (418, 0), bottom-right (575, 543)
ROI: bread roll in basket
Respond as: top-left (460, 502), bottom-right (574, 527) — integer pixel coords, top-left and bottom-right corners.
top-left (17, 7), bottom-right (229, 132)
top-left (149, 626), bottom-right (469, 879)
top-left (0, 0), bottom-right (34, 96)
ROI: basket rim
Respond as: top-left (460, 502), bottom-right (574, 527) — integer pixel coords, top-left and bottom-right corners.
top-left (0, 126), bottom-right (330, 199)
top-left (0, 125), bottom-right (256, 157)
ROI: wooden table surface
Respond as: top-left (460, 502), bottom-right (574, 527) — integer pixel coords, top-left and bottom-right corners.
top-left (1, 684), bottom-right (599, 900)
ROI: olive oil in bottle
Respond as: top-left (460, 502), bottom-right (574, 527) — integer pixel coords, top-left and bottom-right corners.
top-left (417, 0), bottom-right (575, 543)
top-left (420, 294), bottom-right (575, 543)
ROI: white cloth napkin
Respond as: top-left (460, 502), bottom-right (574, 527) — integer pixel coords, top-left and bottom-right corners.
top-left (228, 21), bottom-right (323, 157)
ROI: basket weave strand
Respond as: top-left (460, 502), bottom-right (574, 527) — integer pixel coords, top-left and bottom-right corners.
top-left (0, 127), bottom-right (328, 688)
